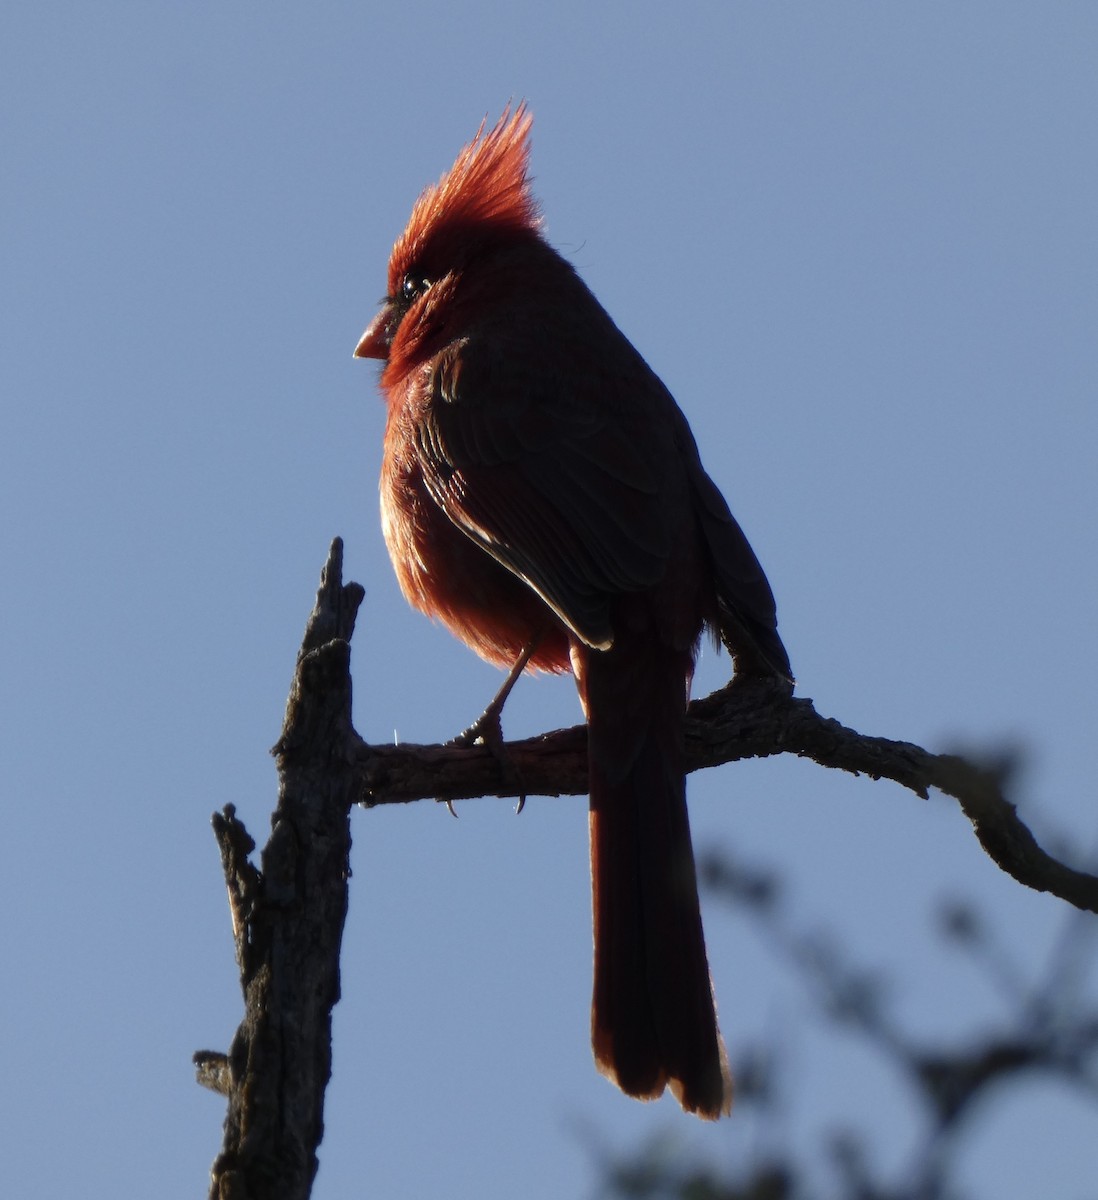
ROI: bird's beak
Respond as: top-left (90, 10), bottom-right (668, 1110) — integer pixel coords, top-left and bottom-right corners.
top-left (353, 307), bottom-right (393, 360)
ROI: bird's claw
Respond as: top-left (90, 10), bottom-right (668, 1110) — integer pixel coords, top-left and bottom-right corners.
top-left (447, 703), bottom-right (529, 814)
top-left (446, 705), bottom-right (506, 752)
top-left (445, 634), bottom-right (542, 814)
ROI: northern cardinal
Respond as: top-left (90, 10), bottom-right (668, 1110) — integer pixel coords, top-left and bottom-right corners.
top-left (354, 105), bottom-right (791, 1119)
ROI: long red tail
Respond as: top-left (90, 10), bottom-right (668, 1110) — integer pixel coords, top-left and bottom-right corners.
top-left (575, 627), bottom-right (732, 1119)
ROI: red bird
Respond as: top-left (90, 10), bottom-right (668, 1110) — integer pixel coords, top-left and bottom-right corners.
top-left (355, 106), bottom-right (791, 1119)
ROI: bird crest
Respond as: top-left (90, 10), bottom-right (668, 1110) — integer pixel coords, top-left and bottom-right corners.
top-left (388, 104), bottom-right (541, 295)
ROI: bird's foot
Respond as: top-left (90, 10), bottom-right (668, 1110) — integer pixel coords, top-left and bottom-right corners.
top-left (446, 640), bottom-right (541, 813)
top-left (448, 702), bottom-right (506, 753)
top-left (446, 701), bottom-right (528, 814)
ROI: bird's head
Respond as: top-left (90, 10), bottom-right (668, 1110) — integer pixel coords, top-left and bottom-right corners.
top-left (354, 104), bottom-right (542, 368)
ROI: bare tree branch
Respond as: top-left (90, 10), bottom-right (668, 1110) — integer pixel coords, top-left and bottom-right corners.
top-left (199, 540), bottom-right (363, 1200)
top-left (198, 540), bottom-right (1096, 1199)
top-left (357, 662), bottom-right (1098, 915)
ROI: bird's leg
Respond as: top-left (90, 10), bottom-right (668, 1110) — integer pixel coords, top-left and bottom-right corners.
top-left (449, 636), bottom-right (540, 750)
top-left (447, 633), bottom-right (543, 813)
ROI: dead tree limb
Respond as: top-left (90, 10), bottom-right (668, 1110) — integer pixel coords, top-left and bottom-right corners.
top-left (356, 638), bottom-right (1098, 916)
top-left (198, 539), bottom-right (363, 1200)
top-left (197, 538), bottom-right (1097, 1199)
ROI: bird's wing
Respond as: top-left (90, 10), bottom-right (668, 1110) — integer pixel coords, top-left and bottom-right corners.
top-left (669, 406), bottom-right (793, 680)
top-left (412, 337), bottom-right (673, 650)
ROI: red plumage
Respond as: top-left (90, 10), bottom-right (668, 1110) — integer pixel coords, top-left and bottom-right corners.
top-left (355, 105), bottom-right (791, 1118)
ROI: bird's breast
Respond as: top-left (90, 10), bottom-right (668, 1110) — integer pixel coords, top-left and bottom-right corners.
top-left (379, 426), bottom-right (571, 673)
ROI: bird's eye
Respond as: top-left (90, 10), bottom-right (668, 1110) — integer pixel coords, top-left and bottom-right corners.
top-left (401, 273), bottom-right (429, 302)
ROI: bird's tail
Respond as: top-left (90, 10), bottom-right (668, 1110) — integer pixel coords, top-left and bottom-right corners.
top-left (576, 633), bottom-right (732, 1119)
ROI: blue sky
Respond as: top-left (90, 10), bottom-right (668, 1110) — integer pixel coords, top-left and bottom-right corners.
top-left (2, 4), bottom-right (1096, 1197)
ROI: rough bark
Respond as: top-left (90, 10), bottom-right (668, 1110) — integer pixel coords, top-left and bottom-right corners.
top-left (198, 540), bottom-right (363, 1200)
